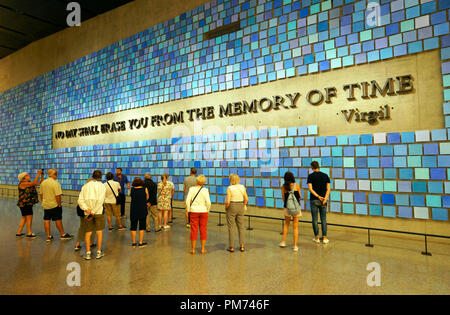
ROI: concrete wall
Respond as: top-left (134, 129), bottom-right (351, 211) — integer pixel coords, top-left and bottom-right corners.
top-left (0, 0), bottom-right (211, 93)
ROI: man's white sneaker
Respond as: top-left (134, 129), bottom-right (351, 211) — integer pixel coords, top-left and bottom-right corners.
top-left (84, 251), bottom-right (91, 260)
top-left (96, 251), bottom-right (105, 259)
top-left (322, 238), bottom-right (329, 244)
top-left (313, 238), bottom-right (320, 243)
top-left (293, 246), bottom-right (299, 252)
top-left (279, 241), bottom-right (286, 248)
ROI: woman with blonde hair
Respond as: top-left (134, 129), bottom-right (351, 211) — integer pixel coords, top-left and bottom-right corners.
top-left (16, 170), bottom-right (44, 238)
top-left (225, 173), bottom-right (248, 252)
top-left (157, 173), bottom-right (174, 230)
top-left (185, 175), bottom-right (211, 254)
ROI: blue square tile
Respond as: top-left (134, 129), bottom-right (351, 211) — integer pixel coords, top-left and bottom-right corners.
top-left (396, 194), bottom-right (410, 206)
top-left (349, 135), bottom-right (360, 145)
top-left (355, 157), bottom-right (368, 168)
top-left (382, 193), bottom-right (395, 205)
top-left (383, 205), bottom-right (397, 218)
top-left (356, 204), bottom-right (368, 215)
top-left (369, 204), bottom-right (382, 216)
top-left (401, 132), bottom-right (415, 143)
top-left (428, 182), bottom-right (443, 194)
top-left (412, 181), bottom-right (427, 193)
top-left (430, 168), bottom-right (446, 180)
top-left (398, 181), bottom-right (412, 193)
top-left (432, 208), bottom-right (448, 221)
top-left (410, 194), bottom-right (425, 206)
top-left (357, 168), bottom-right (369, 179)
top-left (381, 145), bottom-right (394, 156)
top-left (398, 206), bottom-right (413, 218)
top-left (424, 143), bottom-right (439, 155)
top-left (431, 129), bottom-right (447, 141)
top-left (387, 133), bottom-right (400, 144)
top-left (380, 157), bottom-right (393, 167)
top-left (369, 193), bottom-right (381, 204)
top-left (438, 156), bottom-right (450, 167)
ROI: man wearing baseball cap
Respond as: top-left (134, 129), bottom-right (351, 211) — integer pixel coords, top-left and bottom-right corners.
top-left (40, 168), bottom-right (73, 242)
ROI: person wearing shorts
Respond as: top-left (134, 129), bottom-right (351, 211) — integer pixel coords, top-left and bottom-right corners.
top-left (16, 170), bottom-right (43, 239)
top-left (78, 170), bottom-right (106, 260)
top-left (104, 172), bottom-right (125, 231)
top-left (279, 171), bottom-right (302, 252)
top-left (40, 168), bottom-right (72, 242)
top-left (74, 179), bottom-right (96, 252)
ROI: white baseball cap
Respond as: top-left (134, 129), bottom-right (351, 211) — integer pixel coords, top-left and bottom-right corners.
top-left (18, 172), bottom-right (28, 181)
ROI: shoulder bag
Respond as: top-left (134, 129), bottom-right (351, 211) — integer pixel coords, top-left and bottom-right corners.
top-left (107, 181), bottom-right (120, 205)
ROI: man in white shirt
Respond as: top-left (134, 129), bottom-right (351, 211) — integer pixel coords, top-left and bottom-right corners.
top-left (104, 172), bottom-right (125, 231)
top-left (78, 170), bottom-right (106, 260)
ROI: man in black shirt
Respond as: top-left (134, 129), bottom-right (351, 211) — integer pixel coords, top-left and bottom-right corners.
top-left (307, 161), bottom-right (331, 244)
top-left (144, 173), bottom-right (160, 232)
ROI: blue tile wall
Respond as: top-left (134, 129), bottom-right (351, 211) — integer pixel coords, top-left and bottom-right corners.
top-left (0, 0), bottom-right (449, 222)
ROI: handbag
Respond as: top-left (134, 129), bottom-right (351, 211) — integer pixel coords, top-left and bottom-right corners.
top-left (76, 205), bottom-right (85, 217)
top-left (107, 181), bottom-right (120, 205)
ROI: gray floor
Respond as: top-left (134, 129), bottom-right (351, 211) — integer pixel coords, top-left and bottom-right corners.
top-left (1, 197), bottom-right (449, 295)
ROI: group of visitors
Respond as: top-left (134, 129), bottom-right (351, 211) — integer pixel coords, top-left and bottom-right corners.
top-left (17, 168), bottom-right (73, 241)
top-left (15, 162), bottom-right (331, 258)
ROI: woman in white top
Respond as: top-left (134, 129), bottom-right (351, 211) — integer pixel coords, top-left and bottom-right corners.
top-left (185, 175), bottom-right (211, 254)
top-left (225, 174), bottom-right (249, 252)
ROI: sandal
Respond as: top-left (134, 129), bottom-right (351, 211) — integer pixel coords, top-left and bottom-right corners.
top-left (227, 247), bottom-right (234, 253)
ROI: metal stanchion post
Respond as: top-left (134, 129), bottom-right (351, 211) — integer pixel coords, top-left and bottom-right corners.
top-left (217, 212), bottom-right (224, 226)
top-left (247, 216), bottom-right (253, 231)
top-left (421, 235), bottom-right (432, 256)
top-left (365, 229), bottom-right (374, 247)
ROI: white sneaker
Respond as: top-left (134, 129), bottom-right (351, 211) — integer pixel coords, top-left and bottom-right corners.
top-left (84, 251), bottom-right (91, 260)
top-left (96, 251), bottom-right (104, 259)
top-left (313, 238), bottom-right (320, 243)
top-left (322, 238), bottom-right (329, 244)
top-left (279, 241), bottom-right (286, 248)
top-left (293, 246), bottom-right (299, 252)
top-left (163, 225), bottom-right (171, 230)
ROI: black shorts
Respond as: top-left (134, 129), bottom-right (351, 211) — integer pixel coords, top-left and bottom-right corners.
top-left (44, 207), bottom-right (63, 221)
top-left (19, 205), bottom-right (33, 216)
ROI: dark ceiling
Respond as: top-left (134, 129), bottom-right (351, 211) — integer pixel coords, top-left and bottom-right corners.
top-left (0, 0), bottom-right (135, 59)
